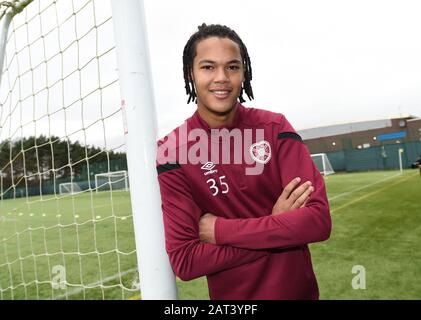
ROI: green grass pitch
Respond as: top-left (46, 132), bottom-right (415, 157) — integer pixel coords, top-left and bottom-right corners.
top-left (0, 190), bottom-right (138, 299)
top-left (0, 169), bottom-right (420, 299)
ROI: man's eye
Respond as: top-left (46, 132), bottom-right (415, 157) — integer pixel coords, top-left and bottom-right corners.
top-left (228, 65), bottom-right (240, 70)
top-left (201, 65), bottom-right (213, 70)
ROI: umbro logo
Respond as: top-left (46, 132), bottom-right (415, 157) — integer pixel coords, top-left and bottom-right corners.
top-left (201, 162), bottom-right (218, 176)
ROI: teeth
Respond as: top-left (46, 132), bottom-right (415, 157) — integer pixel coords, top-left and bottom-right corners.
top-left (213, 91), bottom-right (229, 94)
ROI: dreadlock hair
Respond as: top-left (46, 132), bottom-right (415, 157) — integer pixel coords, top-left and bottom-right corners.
top-left (183, 23), bottom-right (254, 104)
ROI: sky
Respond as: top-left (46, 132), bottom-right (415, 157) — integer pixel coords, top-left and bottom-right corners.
top-left (0, 0), bottom-right (420, 150)
top-left (143, 0), bottom-right (421, 137)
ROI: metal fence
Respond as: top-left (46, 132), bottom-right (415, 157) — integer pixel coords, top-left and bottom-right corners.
top-left (325, 141), bottom-right (421, 172)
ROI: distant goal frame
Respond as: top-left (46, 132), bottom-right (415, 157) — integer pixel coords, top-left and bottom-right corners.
top-left (94, 170), bottom-right (129, 193)
top-left (311, 153), bottom-right (335, 176)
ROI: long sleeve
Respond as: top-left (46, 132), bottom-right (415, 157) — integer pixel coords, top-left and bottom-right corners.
top-left (214, 119), bottom-right (332, 250)
top-left (158, 165), bottom-right (268, 281)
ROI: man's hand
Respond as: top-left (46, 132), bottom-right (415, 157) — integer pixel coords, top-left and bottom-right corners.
top-left (199, 178), bottom-right (313, 243)
top-left (272, 177), bottom-right (314, 215)
top-left (199, 213), bottom-right (217, 244)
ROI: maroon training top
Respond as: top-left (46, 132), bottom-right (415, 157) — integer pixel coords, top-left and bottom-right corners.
top-left (156, 103), bottom-right (331, 300)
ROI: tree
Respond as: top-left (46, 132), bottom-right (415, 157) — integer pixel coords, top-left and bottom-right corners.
top-left (0, 135), bottom-right (126, 191)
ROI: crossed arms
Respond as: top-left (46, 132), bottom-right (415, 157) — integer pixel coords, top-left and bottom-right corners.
top-left (157, 138), bottom-right (331, 281)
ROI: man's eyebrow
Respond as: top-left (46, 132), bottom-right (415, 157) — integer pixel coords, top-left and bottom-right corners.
top-left (198, 59), bottom-right (242, 65)
top-left (198, 60), bottom-right (215, 65)
top-left (227, 59), bottom-right (242, 64)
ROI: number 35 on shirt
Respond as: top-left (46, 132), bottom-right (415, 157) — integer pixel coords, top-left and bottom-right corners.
top-left (206, 175), bottom-right (229, 196)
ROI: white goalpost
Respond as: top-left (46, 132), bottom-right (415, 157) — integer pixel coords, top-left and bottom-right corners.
top-left (59, 182), bottom-right (82, 195)
top-left (0, 0), bottom-right (176, 300)
top-left (311, 153), bottom-right (335, 176)
top-left (110, 0), bottom-right (177, 299)
top-left (95, 170), bottom-right (129, 193)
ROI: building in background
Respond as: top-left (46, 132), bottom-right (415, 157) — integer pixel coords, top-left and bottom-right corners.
top-left (298, 115), bottom-right (421, 172)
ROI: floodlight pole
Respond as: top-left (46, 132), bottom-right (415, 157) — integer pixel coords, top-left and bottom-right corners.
top-left (110, 0), bottom-right (178, 299)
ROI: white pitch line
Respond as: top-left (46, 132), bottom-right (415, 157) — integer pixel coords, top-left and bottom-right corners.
top-left (52, 267), bottom-right (139, 300)
top-left (328, 172), bottom-right (402, 202)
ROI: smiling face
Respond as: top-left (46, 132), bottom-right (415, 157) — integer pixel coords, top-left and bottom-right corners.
top-left (191, 37), bottom-right (245, 126)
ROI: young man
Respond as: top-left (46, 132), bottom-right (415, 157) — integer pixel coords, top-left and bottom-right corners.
top-left (156, 23), bottom-right (331, 300)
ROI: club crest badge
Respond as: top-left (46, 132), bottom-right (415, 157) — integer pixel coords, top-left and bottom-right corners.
top-left (250, 140), bottom-right (271, 164)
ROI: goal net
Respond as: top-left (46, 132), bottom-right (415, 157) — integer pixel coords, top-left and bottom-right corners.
top-left (95, 170), bottom-right (129, 193)
top-left (311, 153), bottom-right (335, 176)
top-left (59, 182), bottom-right (82, 195)
top-left (0, 0), bottom-right (139, 299)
